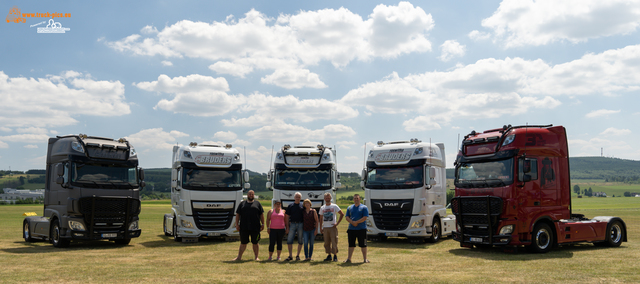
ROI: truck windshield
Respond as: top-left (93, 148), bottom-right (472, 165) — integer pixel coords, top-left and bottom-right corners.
top-left (274, 169), bottom-right (331, 190)
top-left (71, 163), bottom-right (139, 189)
top-left (455, 159), bottom-right (513, 188)
top-left (182, 168), bottom-right (242, 190)
top-left (366, 165), bottom-right (423, 189)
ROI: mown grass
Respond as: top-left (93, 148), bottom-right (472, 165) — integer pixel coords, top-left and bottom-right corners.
top-left (1, 198), bottom-right (639, 283)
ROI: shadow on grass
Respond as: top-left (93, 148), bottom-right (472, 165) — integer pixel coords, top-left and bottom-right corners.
top-left (448, 242), bottom-right (626, 260)
top-left (2, 239), bottom-right (130, 254)
top-left (365, 236), bottom-right (446, 249)
top-left (138, 234), bottom-right (238, 248)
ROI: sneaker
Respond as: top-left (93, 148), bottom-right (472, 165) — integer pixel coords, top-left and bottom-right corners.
top-left (324, 255), bottom-right (332, 262)
top-left (296, 256), bottom-right (301, 261)
top-left (333, 255), bottom-right (338, 262)
top-left (284, 256), bottom-right (293, 261)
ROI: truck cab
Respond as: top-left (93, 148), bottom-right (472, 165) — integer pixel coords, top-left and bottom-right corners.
top-left (163, 142), bottom-right (249, 242)
top-left (362, 139), bottom-right (454, 243)
top-left (266, 144), bottom-right (340, 223)
top-left (23, 134), bottom-right (144, 247)
top-left (452, 125), bottom-right (627, 252)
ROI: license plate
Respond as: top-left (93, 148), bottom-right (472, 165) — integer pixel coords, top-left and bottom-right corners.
top-left (385, 232), bottom-right (398, 237)
top-left (207, 232), bottom-right (221, 236)
top-left (102, 233), bottom-right (117, 238)
top-left (470, 237), bottom-right (483, 243)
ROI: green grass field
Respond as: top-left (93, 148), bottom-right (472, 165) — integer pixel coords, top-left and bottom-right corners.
top-left (1, 198), bottom-right (639, 283)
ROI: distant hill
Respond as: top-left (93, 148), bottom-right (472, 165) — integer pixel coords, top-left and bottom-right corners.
top-left (446, 156), bottom-right (640, 183)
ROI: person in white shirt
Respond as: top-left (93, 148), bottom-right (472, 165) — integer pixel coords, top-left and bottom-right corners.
top-left (319, 192), bottom-right (344, 262)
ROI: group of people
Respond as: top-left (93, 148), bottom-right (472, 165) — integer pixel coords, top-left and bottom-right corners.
top-left (232, 190), bottom-right (370, 263)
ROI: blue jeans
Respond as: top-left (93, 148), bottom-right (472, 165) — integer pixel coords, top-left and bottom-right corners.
top-left (287, 222), bottom-right (303, 245)
top-left (303, 230), bottom-right (315, 259)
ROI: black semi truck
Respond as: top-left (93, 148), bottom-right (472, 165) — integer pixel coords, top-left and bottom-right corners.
top-left (23, 134), bottom-right (144, 247)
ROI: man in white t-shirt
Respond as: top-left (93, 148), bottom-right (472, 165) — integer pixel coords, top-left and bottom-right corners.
top-left (319, 192), bottom-right (344, 262)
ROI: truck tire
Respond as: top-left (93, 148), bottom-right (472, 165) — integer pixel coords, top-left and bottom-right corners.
top-left (115, 238), bottom-right (131, 245)
top-left (596, 220), bottom-right (624, 247)
top-left (428, 217), bottom-right (441, 243)
top-left (173, 218), bottom-right (182, 242)
top-left (527, 223), bottom-right (553, 253)
top-left (50, 219), bottom-right (70, 248)
top-left (23, 220), bottom-right (35, 242)
top-left (163, 214), bottom-right (171, 236)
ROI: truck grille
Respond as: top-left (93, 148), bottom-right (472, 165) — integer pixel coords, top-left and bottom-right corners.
top-left (79, 197), bottom-right (140, 229)
top-left (192, 208), bottom-right (234, 231)
top-left (370, 199), bottom-right (413, 231)
top-left (451, 196), bottom-right (503, 237)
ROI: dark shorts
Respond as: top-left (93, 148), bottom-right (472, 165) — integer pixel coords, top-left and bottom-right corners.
top-left (347, 229), bottom-right (367, 248)
top-left (240, 230), bottom-right (261, 245)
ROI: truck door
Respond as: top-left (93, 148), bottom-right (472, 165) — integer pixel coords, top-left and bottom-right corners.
top-left (539, 157), bottom-right (558, 208)
top-left (517, 158), bottom-right (539, 232)
top-left (171, 168), bottom-right (180, 209)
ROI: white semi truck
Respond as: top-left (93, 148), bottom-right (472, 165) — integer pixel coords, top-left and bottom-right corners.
top-left (266, 144), bottom-right (340, 217)
top-left (163, 142), bottom-right (249, 242)
top-left (361, 139), bottom-right (454, 243)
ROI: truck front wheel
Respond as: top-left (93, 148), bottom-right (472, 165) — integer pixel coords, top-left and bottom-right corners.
top-left (428, 217), bottom-right (441, 243)
top-left (23, 220), bottom-right (35, 242)
top-left (50, 219), bottom-right (70, 248)
top-left (527, 223), bottom-right (553, 253)
top-left (173, 217), bottom-right (182, 242)
top-left (596, 220), bottom-right (624, 247)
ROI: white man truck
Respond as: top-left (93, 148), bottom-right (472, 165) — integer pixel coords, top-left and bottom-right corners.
top-left (266, 144), bottom-right (340, 219)
top-left (163, 142), bottom-right (250, 242)
top-left (23, 134), bottom-right (144, 247)
top-left (361, 139), bottom-right (455, 243)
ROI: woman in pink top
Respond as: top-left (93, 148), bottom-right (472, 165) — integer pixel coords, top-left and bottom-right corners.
top-left (266, 200), bottom-right (286, 261)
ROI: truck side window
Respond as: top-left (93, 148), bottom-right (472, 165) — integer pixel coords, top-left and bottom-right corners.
top-left (518, 158), bottom-right (538, 182)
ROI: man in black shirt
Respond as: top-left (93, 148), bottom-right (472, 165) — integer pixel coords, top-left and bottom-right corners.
top-left (233, 190), bottom-right (264, 261)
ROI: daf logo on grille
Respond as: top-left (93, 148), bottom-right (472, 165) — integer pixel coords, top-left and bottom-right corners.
top-left (385, 202), bottom-right (399, 207)
top-left (206, 203), bottom-right (222, 207)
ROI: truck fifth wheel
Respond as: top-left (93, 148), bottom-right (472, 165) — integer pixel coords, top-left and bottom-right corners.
top-left (163, 142), bottom-right (250, 242)
top-left (451, 125), bottom-right (627, 253)
top-left (23, 134), bottom-right (144, 247)
top-left (362, 139), bottom-right (455, 243)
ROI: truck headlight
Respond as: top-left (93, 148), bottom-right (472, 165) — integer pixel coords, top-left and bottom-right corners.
top-left (411, 219), bottom-right (425, 228)
top-left (128, 220), bottom-right (139, 230)
top-left (68, 221), bottom-right (86, 231)
top-left (499, 225), bottom-right (514, 235)
top-left (181, 220), bottom-right (194, 228)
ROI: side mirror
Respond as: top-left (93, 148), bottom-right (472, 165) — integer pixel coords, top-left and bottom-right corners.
top-left (243, 171), bottom-right (250, 182)
top-left (522, 160), bottom-right (531, 174)
top-left (267, 171), bottom-right (272, 181)
top-left (266, 181), bottom-right (272, 191)
top-left (360, 180), bottom-right (365, 189)
top-left (336, 172), bottom-right (341, 182)
top-left (171, 180), bottom-right (178, 189)
top-left (56, 163), bottom-right (64, 177)
top-left (244, 182), bottom-right (250, 189)
top-left (523, 174), bottom-right (532, 182)
top-left (429, 167), bottom-right (436, 179)
top-left (140, 181), bottom-right (146, 188)
top-left (138, 168), bottom-right (145, 181)
top-left (56, 177), bottom-right (64, 185)
top-left (361, 169), bottom-right (367, 180)
top-left (171, 169), bottom-right (178, 180)
top-left (335, 182), bottom-right (341, 189)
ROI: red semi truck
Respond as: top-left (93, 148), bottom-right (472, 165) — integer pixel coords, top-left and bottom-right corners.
top-left (451, 125), bottom-right (627, 253)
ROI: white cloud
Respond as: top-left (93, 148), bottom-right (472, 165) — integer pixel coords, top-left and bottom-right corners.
top-left (161, 60), bottom-right (173, 66)
top-left (0, 134), bottom-right (51, 143)
top-left (0, 127), bottom-right (11, 132)
top-left (222, 93), bottom-right (358, 127)
top-left (135, 74), bottom-right (229, 93)
top-left (569, 137), bottom-right (633, 157)
top-left (261, 69), bottom-right (327, 89)
top-left (468, 30), bottom-right (491, 41)
top-left (439, 40), bottom-right (465, 62)
top-left (0, 141), bottom-right (7, 148)
top-left (213, 131), bottom-right (238, 141)
top-left (345, 156), bottom-right (359, 160)
top-left (585, 109), bottom-right (620, 118)
top-left (337, 140), bottom-right (357, 149)
top-left (209, 61), bottom-right (254, 78)
top-left (402, 116), bottom-right (442, 132)
top-left (246, 123), bottom-right (356, 142)
top-left (126, 128), bottom-right (188, 151)
top-left (104, 3), bottom-right (434, 85)
top-left (0, 71), bottom-right (130, 128)
top-left (24, 145), bottom-right (38, 149)
top-left (481, 0), bottom-right (640, 48)
top-left (600, 127), bottom-right (631, 136)
top-left (16, 127), bottom-right (48, 134)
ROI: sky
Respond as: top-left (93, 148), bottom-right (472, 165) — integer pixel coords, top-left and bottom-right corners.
top-left (1, 0), bottom-right (640, 174)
